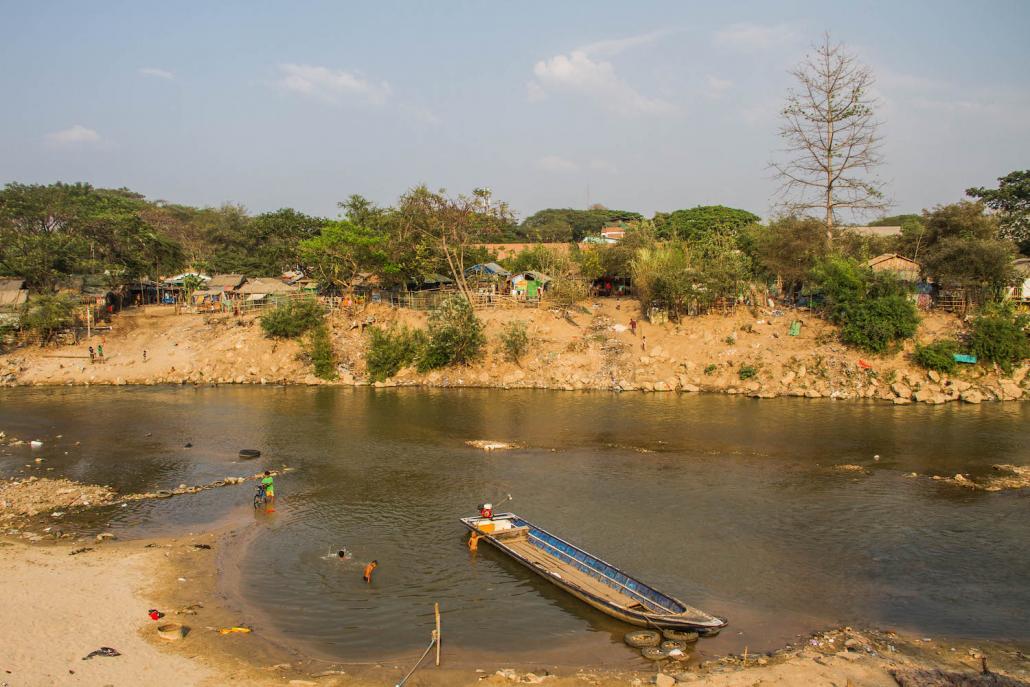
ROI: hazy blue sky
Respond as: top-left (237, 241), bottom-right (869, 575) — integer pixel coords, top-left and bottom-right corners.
top-left (1, 1), bottom-right (1028, 221)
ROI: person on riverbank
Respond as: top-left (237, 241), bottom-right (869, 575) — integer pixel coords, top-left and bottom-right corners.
top-left (629, 318), bottom-right (637, 335)
top-left (97, 343), bottom-right (104, 363)
top-left (261, 471), bottom-right (275, 511)
top-left (88, 346), bottom-right (95, 364)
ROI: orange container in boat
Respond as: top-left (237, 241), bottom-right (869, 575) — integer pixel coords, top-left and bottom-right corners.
top-left (478, 521), bottom-right (496, 533)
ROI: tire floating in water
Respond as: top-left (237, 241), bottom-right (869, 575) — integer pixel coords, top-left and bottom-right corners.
top-left (238, 449), bottom-right (261, 460)
top-left (624, 630), bottom-right (661, 648)
top-left (640, 646), bottom-right (668, 661)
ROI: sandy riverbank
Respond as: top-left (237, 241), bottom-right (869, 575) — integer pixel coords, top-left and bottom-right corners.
top-left (3, 530), bottom-right (1029, 687)
top-left (1, 300), bottom-right (1027, 404)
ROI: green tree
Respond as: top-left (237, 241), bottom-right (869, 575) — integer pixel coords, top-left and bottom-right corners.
top-left (519, 208), bottom-right (643, 242)
top-left (967, 170), bottom-right (1030, 251)
top-left (653, 206), bottom-right (760, 241)
top-left (749, 216), bottom-right (829, 298)
top-left (259, 298), bottom-right (324, 339)
top-left (967, 303), bottom-right (1030, 374)
top-left (918, 202), bottom-right (1016, 296)
top-left (299, 220), bottom-right (389, 291)
top-left (22, 293), bottom-right (78, 345)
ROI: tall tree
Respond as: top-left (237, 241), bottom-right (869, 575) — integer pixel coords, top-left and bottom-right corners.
top-left (395, 186), bottom-right (514, 302)
top-left (772, 34), bottom-right (888, 242)
top-left (967, 170), bottom-right (1030, 252)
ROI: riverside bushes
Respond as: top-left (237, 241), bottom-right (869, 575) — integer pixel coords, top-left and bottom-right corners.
top-left (23, 293), bottom-right (78, 345)
top-left (913, 340), bottom-right (959, 373)
top-left (364, 296), bottom-right (486, 380)
top-left (260, 298), bottom-right (324, 338)
top-left (418, 296), bottom-right (485, 371)
top-left (968, 303), bottom-right (1030, 373)
top-left (306, 325), bottom-right (337, 380)
top-left (365, 325), bottom-right (423, 382)
top-left (499, 320), bottom-right (529, 363)
top-left (811, 256), bottom-right (919, 353)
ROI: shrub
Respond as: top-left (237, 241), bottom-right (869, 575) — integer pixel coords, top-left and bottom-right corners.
top-left (260, 298), bottom-right (323, 338)
top-left (499, 320), bottom-right (530, 363)
top-left (704, 364), bottom-right (718, 375)
top-left (23, 294), bottom-right (78, 345)
top-left (913, 340), bottom-right (959, 374)
top-left (365, 325), bottom-right (424, 382)
top-left (738, 364), bottom-right (758, 380)
top-left (418, 296), bottom-right (485, 372)
top-left (839, 295), bottom-right (919, 354)
top-left (968, 303), bottom-right (1030, 373)
top-left (810, 256), bottom-right (919, 354)
top-left (307, 325), bottom-right (337, 380)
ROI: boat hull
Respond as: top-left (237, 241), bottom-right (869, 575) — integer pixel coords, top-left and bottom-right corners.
top-left (461, 513), bottom-right (726, 631)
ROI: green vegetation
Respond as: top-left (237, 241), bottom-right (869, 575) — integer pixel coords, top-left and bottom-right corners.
top-left (417, 296), bottom-right (485, 372)
top-left (738, 364), bottom-right (758, 380)
top-left (22, 293), bottom-right (78, 344)
top-left (967, 170), bottom-right (1030, 251)
top-left (259, 298), bottom-right (324, 339)
top-left (519, 207), bottom-right (642, 242)
top-left (653, 206), bottom-right (760, 241)
top-left (811, 255), bottom-right (919, 353)
top-left (499, 320), bottom-right (530, 364)
top-left (364, 325), bottom-right (424, 382)
top-left (913, 340), bottom-right (959, 374)
top-left (306, 325), bottom-right (337, 380)
top-left (967, 303), bottom-right (1030, 373)
top-left (704, 364), bottom-right (718, 375)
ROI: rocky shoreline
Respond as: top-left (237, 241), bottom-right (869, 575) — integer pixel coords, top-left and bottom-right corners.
top-left (1, 302), bottom-right (1027, 406)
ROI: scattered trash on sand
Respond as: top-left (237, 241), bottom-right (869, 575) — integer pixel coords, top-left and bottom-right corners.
top-left (157, 623), bottom-right (186, 641)
top-left (82, 647), bottom-right (121, 660)
top-left (218, 626), bottom-right (252, 635)
top-left (148, 609), bottom-right (165, 620)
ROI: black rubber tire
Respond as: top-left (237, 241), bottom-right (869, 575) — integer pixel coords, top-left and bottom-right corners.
top-left (698, 626), bottom-right (722, 637)
top-left (640, 646), bottom-right (667, 661)
top-left (660, 639), bottom-right (687, 652)
top-left (662, 629), bottom-right (699, 643)
top-left (238, 449), bottom-right (261, 459)
top-left (624, 630), bottom-right (661, 648)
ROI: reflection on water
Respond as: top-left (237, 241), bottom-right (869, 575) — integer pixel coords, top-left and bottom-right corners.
top-left (1, 386), bottom-right (1028, 662)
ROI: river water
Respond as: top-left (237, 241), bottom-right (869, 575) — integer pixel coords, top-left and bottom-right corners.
top-left (1, 386), bottom-right (1027, 665)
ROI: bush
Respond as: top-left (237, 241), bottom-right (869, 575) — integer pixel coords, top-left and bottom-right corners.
top-left (260, 298), bottom-right (323, 338)
top-left (704, 364), bottom-right (718, 375)
top-left (913, 340), bottom-right (959, 374)
top-left (365, 325), bottom-right (424, 382)
top-left (23, 294), bottom-right (78, 345)
top-left (839, 295), bottom-right (919, 353)
top-left (810, 256), bottom-right (919, 354)
top-left (307, 325), bottom-right (337, 380)
top-left (738, 364), bottom-right (758, 380)
top-left (499, 320), bottom-right (530, 363)
top-left (968, 303), bottom-right (1030, 373)
top-left (418, 296), bottom-right (485, 372)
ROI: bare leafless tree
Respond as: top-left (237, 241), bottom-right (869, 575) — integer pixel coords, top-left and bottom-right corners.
top-left (772, 33), bottom-right (889, 243)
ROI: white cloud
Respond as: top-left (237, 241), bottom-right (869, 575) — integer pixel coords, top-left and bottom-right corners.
top-left (275, 63), bottom-right (391, 105)
top-left (44, 124), bottom-right (101, 146)
top-left (138, 67), bottom-right (174, 80)
top-left (537, 155), bottom-right (580, 173)
top-left (579, 29), bottom-right (676, 57)
top-left (713, 23), bottom-right (796, 51)
top-left (706, 75), bottom-right (733, 97)
top-left (529, 50), bottom-right (674, 116)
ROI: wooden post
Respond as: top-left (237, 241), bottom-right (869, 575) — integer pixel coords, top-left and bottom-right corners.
top-left (85, 305), bottom-right (91, 339)
top-left (434, 602), bottom-right (441, 667)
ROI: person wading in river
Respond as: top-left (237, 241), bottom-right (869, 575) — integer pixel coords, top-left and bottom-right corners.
top-left (363, 560), bottom-right (378, 583)
top-left (261, 471), bottom-right (276, 512)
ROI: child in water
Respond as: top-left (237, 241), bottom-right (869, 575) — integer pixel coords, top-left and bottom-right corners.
top-left (261, 471), bottom-right (275, 511)
top-left (363, 560), bottom-right (378, 583)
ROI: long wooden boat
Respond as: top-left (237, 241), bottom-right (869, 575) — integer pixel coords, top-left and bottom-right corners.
top-left (460, 512), bottom-right (727, 631)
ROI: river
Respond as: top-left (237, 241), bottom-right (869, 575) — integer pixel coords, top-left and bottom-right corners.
top-left (1, 386), bottom-right (1027, 665)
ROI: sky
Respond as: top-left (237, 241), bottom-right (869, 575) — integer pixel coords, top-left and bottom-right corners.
top-left (1, 0), bottom-right (1028, 222)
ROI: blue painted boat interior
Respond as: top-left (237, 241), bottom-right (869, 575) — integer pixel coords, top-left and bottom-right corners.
top-left (510, 517), bottom-right (685, 614)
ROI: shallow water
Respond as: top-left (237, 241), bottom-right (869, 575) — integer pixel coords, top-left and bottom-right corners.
top-left (1, 386), bottom-right (1028, 664)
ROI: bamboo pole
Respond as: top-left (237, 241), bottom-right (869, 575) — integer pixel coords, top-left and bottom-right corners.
top-left (434, 602), bottom-right (441, 667)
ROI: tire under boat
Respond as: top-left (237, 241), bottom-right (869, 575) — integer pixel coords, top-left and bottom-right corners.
top-left (460, 512), bottom-right (727, 632)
